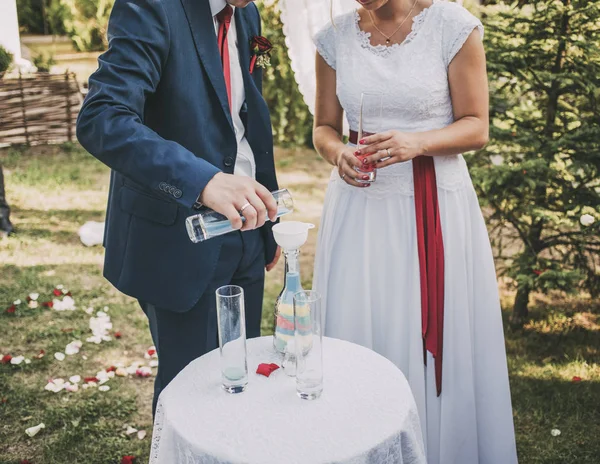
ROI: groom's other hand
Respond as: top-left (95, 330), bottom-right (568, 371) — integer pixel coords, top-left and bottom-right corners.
top-left (200, 173), bottom-right (278, 232)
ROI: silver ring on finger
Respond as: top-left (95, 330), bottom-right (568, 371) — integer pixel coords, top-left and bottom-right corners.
top-left (386, 148), bottom-right (391, 158)
top-left (239, 202), bottom-right (252, 215)
top-left (341, 173), bottom-right (346, 180)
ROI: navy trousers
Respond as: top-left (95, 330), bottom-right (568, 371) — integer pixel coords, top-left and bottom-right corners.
top-left (140, 229), bottom-right (266, 414)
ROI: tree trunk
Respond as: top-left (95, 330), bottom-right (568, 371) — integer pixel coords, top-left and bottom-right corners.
top-left (511, 284), bottom-right (531, 326)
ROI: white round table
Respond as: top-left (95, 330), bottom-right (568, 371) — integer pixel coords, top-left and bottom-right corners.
top-left (150, 337), bottom-right (425, 464)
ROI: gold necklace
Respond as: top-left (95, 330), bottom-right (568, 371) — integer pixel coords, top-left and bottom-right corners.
top-left (367, 0), bottom-right (419, 45)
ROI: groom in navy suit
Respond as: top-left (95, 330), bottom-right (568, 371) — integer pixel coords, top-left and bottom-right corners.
top-left (77, 0), bottom-right (280, 411)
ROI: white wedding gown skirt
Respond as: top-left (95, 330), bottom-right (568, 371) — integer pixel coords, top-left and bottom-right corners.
top-left (313, 162), bottom-right (518, 464)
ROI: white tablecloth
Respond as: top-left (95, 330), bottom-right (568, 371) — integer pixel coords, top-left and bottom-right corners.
top-left (150, 337), bottom-right (425, 464)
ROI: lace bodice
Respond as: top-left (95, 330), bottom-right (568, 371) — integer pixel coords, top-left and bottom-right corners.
top-left (314, 0), bottom-right (483, 196)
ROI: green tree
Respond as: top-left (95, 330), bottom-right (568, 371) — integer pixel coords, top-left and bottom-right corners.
top-left (258, 0), bottom-right (313, 147)
top-left (468, 0), bottom-right (600, 324)
top-left (61, 0), bottom-right (114, 51)
top-left (0, 46), bottom-right (14, 77)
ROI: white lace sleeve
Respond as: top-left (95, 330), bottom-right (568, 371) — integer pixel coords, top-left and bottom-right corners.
top-left (313, 23), bottom-right (337, 70)
top-left (442, 3), bottom-right (484, 66)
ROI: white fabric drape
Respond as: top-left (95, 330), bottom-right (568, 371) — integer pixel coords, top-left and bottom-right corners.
top-left (279, 0), bottom-right (356, 132)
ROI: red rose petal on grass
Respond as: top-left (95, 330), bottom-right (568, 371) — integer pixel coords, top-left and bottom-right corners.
top-left (84, 377), bottom-right (99, 383)
top-left (53, 289), bottom-right (62, 296)
top-left (572, 376), bottom-right (582, 383)
top-left (26, 296), bottom-right (32, 302)
top-left (1, 355), bottom-right (12, 364)
top-left (147, 348), bottom-right (156, 357)
top-left (121, 455), bottom-right (136, 464)
top-left (114, 331), bottom-right (122, 339)
top-left (256, 363), bottom-right (280, 377)
top-left (20, 460), bottom-right (32, 464)
top-left (42, 301), bottom-right (53, 308)
top-left (6, 305), bottom-right (16, 314)
top-left (107, 366), bottom-right (117, 373)
top-left (533, 270), bottom-right (542, 276)
top-left (65, 292), bottom-right (72, 297)
top-left (36, 350), bottom-right (45, 359)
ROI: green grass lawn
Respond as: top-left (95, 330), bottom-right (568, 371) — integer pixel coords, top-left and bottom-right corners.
top-left (1, 144), bottom-right (598, 463)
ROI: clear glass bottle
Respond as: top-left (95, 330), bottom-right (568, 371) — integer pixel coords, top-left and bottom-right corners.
top-left (186, 189), bottom-right (294, 243)
top-left (273, 248), bottom-right (303, 355)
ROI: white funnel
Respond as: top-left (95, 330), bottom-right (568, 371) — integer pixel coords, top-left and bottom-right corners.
top-left (273, 221), bottom-right (315, 250)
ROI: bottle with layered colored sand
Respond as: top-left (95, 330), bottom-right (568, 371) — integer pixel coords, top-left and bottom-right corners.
top-left (272, 222), bottom-right (315, 359)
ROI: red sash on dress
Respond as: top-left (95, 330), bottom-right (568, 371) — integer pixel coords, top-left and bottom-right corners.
top-left (349, 130), bottom-right (445, 396)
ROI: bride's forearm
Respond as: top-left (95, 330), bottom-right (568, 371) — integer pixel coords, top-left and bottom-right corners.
top-left (420, 116), bottom-right (489, 157)
top-left (314, 125), bottom-right (347, 166)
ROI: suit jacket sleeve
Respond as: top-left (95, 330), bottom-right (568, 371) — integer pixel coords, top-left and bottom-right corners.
top-left (76, 0), bottom-right (220, 208)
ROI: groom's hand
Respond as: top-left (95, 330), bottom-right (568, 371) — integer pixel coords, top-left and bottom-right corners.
top-left (200, 173), bottom-right (278, 232)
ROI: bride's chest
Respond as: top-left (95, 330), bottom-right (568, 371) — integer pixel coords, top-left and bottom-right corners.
top-left (335, 35), bottom-right (451, 129)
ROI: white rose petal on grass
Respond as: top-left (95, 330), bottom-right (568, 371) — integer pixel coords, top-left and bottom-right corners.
top-left (65, 340), bottom-right (83, 356)
top-left (84, 307), bottom-right (94, 315)
top-left (45, 379), bottom-right (66, 393)
top-left (125, 426), bottom-right (138, 435)
top-left (56, 284), bottom-right (64, 290)
top-left (54, 352), bottom-right (66, 361)
top-left (25, 359), bottom-right (31, 365)
top-left (580, 214), bottom-right (595, 227)
top-left (69, 375), bottom-right (81, 384)
top-left (137, 430), bottom-right (147, 440)
top-left (28, 301), bottom-right (39, 309)
top-left (551, 429), bottom-right (561, 437)
top-left (116, 368), bottom-right (128, 377)
top-left (29, 293), bottom-right (39, 301)
top-left (10, 355), bottom-right (25, 365)
top-left (149, 360), bottom-right (159, 368)
top-left (87, 312), bottom-right (113, 344)
top-left (490, 154), bottom-right (504, 166)
top-left (99, 385), bottom-right (110, 392)
top-left (13, 299), bottom-right (21, 305)
top-left (54, 296), bottom-right (76, 312)
top-left (25, 423), bottom-right (45, 438)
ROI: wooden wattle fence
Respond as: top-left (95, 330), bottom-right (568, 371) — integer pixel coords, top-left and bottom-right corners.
top-left (0, 72), bottom-right (83, 146)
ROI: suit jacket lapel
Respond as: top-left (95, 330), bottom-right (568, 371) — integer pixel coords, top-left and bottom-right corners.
top-left (235, 9), bottom-right (262, 107)
top-left (180, 0), bottom-right (233, 130)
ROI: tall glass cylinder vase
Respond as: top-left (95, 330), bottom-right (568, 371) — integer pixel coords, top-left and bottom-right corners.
top-left (216, 285), bottom-right (248, 394)
top-left (294, 291), bottom-right (323, 400)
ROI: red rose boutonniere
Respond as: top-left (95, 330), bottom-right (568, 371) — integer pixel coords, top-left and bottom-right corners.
top-left (250, 35), bottom-right (273, 73)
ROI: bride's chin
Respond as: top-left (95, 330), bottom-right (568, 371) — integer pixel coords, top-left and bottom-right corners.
top-left (356, 0), bottom-right (383, 10)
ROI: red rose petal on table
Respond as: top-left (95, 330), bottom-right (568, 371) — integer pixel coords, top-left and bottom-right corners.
top-left (53, 289), bottom-right (62, 296)
top-left (121, 456), bottom-right (136, 464)
top-left (1, 355), bottom-right (12, 364)
top-left (256, 363), bottom-right (280, 377)
top-left (572, 376), bottom-right (582, 383)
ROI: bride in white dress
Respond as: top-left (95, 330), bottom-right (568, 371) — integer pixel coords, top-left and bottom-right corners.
top-left (312, 0), bottom-right (518, 462)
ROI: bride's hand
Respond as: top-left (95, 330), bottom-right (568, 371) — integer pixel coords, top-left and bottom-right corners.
top-left (336, 147), bottom-right (371, 188)
top-left (356, 131), bottom-right (425, 167)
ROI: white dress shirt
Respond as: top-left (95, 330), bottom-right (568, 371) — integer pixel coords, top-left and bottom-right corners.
top-left (209, 0), bottom-right (256, 179)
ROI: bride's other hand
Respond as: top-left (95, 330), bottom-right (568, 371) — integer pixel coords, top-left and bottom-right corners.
top-left (337, 147), bottom-right (369, 187)
top-left (356, 131), bottom-right (425, 168)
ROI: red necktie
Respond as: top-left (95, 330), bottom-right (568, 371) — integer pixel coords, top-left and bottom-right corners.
top-left (217, 5), bottom-right (234, 112)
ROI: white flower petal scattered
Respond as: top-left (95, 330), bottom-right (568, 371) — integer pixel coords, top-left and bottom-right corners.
top-left (65, 382), bottom-right (79, 393)
top-left (28, 301), bottom-right (39, 309)
top-left (54, 352), bottom-right (66, 361)
top-left (84, 307), bottom-right (95, 315)
top-left (137, 430), bottom-right (147, 440)
top-left (86, 312), bottom-right (113, 344)
top-left (10, 355), bottom-right (25, 365)
top-left (490, 155), bottom-right (504, 166)
top-left (45, 378), bottom-right (66, 393)
top-left (99, 385), bottom-right (110, 392)
top-left (65, 340), bottom-right (83, 356)
top-left (149, 360), bottom-right (159, 368)
top-left (53, 296), bottom-right (76, 312)
top-left (125, 426), bottom-right (138, 435)
top-left (13, 299), bottom-right (21, 305)
top-left (116, 368), bottom-right (128, 377)
top-left (580, 214), bottom-right (595, 227)
top-left (56, 284), bottom-right (64, 290)
top-left (29, 293), bottom-right (39, 301)
top-left (25, 423), bottom-right (45, 438)
top-left (551, 429), bottom-right (561, 437)
top-left (136, 366), bottom-right (152, 378)
top-left (25, 359), bottom-right (31, 365)
top-left (69, 375), bottom-right (82, 384)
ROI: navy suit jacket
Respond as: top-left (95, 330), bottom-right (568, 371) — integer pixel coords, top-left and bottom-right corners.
top-left (76, 0), bottom-right (278, 312)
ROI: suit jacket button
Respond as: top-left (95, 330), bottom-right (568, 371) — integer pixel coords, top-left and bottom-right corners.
top-left (174, 189), bottom-right (182, 199)
top-left (224, 156), bottom-right (234, 167)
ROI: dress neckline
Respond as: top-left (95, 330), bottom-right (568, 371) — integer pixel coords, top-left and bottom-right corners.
top-left (354, 0), bottom-right (438, 56)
